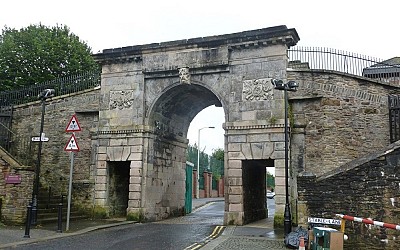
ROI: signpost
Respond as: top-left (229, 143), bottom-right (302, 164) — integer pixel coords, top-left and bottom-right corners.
top-left (64, 115), bottom-right (81, 231)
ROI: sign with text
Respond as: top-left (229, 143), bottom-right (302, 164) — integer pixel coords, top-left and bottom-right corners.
top-left (31, 133), bottom-right (49, 142)
top-left (5, 174), bottom-right (22, 184)
top-left (308, 217), bottom-right (342, 226)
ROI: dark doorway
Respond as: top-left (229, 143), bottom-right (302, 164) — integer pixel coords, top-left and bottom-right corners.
top-left (242, 160), bottom-right (273, 224)
top-left (108, 161), bottom-right (130, 217)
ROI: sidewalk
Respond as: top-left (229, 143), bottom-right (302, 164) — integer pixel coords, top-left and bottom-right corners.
top-left (0, 198), bottom-right (286, 249)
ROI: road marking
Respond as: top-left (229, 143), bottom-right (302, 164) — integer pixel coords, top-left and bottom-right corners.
top-left (184, 225), bottom-right (226, 250)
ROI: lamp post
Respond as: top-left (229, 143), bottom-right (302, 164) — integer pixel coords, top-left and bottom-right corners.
top-left (31, 89), bottom-right (55, 225)
top-left (196, 126), bottom-right (215, 199)
top-left (271, 79), bottom-right (298, 236)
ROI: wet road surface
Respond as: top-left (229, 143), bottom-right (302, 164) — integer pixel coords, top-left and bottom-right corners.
top-left (9, 201), bottom-right (225, 250)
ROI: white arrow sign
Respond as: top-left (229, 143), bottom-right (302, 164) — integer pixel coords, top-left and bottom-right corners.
top-left (31, 133), bottom-right (49, 142)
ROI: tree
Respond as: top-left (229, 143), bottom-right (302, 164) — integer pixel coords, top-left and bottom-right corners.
top-left (0, 24), bottom-right (99, 91)
top-left (186, 144), bottom-right (210, 174)
top-left (210, 148), bottom-right (224, 180)
top-left (267, 171), bottom-right (275, 190)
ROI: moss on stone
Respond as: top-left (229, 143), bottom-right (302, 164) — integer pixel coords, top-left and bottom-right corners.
top-left (91, 206), bottom-right (109, 219)
top-left (126, 209), bottom-right (145, 222)
top-left (274, 213), bottom-right (284, 228)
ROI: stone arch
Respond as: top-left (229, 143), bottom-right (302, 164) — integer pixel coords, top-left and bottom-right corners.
top-left (146, 80), bottom-right (224, 138)
top-left (141, 81), bottom-right (224, 221)
top-left (92, 25), bottom-right (300, 224)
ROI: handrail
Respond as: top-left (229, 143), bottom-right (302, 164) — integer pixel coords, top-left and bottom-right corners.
top-left (288, 46), bottom-right (400, 84)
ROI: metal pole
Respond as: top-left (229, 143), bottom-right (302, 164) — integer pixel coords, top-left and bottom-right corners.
top-left (23, 203), bottom-right (32, 238)
top-left (32, 99), bottom-right (46, 225)
top-left (66, 151), bottom-right (74, 231)
top-left (57, 203), bottom-right (63, 233)
top-left (196, 129), bottom-right (201, 199)
top-left (283, 88), bottom-right (292, 236)
top-left (196, 126), bottom-right (214, 199)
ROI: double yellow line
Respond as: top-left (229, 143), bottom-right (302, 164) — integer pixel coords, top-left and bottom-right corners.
top-left (184, 225), bottom-right (226, 250)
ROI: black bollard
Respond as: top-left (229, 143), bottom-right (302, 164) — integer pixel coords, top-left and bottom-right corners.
top-left (57, 203), bottom-right (63, 233)
top-left (31, 197), bottom-right (37, 226)
top-left (23, 204), bottom-right (32, 238)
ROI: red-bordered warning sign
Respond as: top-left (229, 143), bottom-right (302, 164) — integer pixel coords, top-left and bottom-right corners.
top-left (65, 115), bottom-right (81, 132)
top-left (64, 134), bottom-right (80, 152)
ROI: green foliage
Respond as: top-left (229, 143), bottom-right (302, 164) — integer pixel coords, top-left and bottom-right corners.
top-left (126, 210), bottom-right (145, 222)
top-left (274, 213), bottom-right (284, 228)
top-left (269, 116), bottom-right (278, 125)
top-left (210, 148), bottom-right (224, 180)
top-left (186, 144), bottom-right (210, 174)
top-left (186, 145), bottom-right (224, 180)
top-left (0, 24), bottom-right (99, 91)
top-left (91, 205), bottom-right (109, 219)
top-left (267, 171), bottom-right (275, 189)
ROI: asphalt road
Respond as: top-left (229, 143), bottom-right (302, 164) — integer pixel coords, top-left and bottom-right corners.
top-left (11, 201), bottom-right (225, 250)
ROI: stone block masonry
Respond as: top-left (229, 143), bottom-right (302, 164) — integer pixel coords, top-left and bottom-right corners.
top-left (297, 141), bottom-right (400, 250)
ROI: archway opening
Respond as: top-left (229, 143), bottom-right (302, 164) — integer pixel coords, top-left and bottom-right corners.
top-left (242, 159), bottom-right (274, 224)
top-left (108, 161), bottom-right (130, 217)
top-left (147, 83), bottom-right (224, 219)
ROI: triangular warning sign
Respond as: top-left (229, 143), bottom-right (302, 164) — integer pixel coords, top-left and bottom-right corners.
top-left (64, 134), bottom-right (80, 152)
top-left (65, 115), bottom-right (81, 132)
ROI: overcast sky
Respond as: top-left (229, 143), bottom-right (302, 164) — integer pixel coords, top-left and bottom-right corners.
top-left (1, 0), bottom-right (399, 154)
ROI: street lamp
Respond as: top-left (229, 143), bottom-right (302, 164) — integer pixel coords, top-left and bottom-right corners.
top-left (271, 79), bottom-right (298, 236)
top-left (31, 88), bottom-right (55, 225)
top-left (196, 126), bottom-right (215, 199)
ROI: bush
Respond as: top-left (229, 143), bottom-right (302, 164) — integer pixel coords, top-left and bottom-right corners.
top-left (126, 209), bottom-right (145, 222)
top-left (91, 206), bottom-right (109, 219)
top-left (274, 213), bottom-right (284, 228)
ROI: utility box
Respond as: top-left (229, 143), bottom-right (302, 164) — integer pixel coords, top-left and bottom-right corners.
top-left (310, 227), bottom-right (343, 250)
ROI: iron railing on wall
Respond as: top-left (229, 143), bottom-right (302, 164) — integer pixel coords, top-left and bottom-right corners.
top-left (288, 46), bottom-right (400, 85)
top-left (0, 70), bottom-right (100, 163)
top-left (0, 70), bottom-right (101, 106)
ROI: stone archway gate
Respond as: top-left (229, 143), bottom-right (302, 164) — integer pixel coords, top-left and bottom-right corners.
top-left (93, 25), bottom-right (299, 225)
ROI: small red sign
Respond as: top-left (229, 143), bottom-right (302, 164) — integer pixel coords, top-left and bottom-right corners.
top-left (5, 174), bottom-right (21, 184)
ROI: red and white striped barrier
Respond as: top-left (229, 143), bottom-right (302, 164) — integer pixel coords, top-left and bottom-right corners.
top-left (336, 214), bottom-right (400, 231)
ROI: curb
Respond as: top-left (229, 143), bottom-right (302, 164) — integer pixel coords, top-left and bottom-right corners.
top-left (0, 221), bottom-right (136, 249)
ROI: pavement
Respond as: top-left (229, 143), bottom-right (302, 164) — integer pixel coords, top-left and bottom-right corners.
top-left (0, 198), bottom-right (287, 249)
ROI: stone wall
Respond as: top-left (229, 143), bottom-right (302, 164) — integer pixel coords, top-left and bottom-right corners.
top-left (10, 89), bottom-right (100, 212)
top-left (288, 70), bottom-right (399, 177)
top-left (0, 148), bottom-right (34, 224)
top-left (297, 141), bottom-right (400, 250)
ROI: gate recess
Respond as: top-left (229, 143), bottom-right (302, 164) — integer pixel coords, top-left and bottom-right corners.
top-left (0, 105), bottom-right (12, 150)
top-left (389, 95), bottom-right (400, 143)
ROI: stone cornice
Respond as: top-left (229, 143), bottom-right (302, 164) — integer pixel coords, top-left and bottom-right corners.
top-left (93, 25), bottom-right (299, 64)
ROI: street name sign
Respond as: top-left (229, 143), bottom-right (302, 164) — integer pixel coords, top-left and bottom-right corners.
top-left (308, 217), bottom-right (342, 226)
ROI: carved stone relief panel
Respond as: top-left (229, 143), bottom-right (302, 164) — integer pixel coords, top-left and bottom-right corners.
top-left (242, 78), bottom-right (273, 101)
top-left (109, 90), bottom-right (135, 110)
top-left (178, 67), bottom-right (191, 84)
